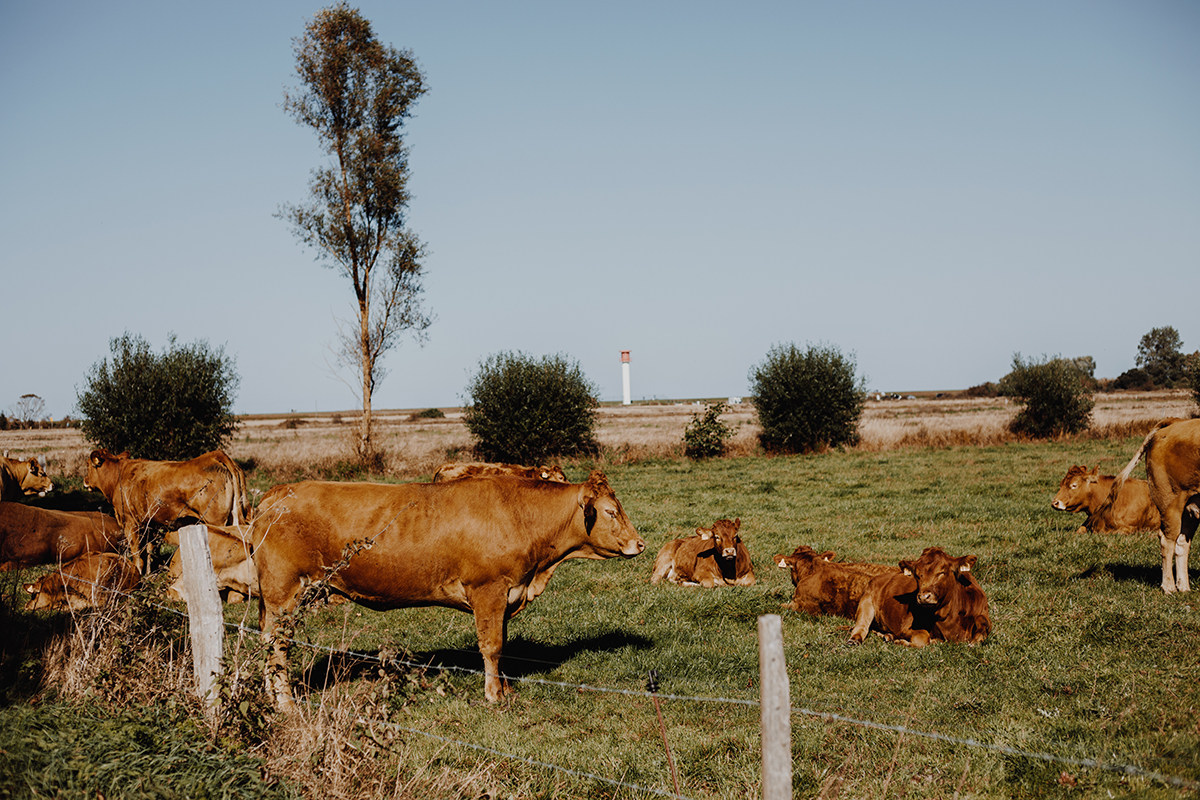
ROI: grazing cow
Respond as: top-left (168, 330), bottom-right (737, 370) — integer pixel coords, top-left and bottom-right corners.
top-left (431, 462), bottom-right (568, 483)
top-left (649, 518), bottom-right (755, 587)
top-left (0, 502), bottom-right (123, 570)
top-left (774, 545), bottom-right (898, 618)
top-left (24, 553), bottom-right (140, 611)
top-left (0, 455), bottom-right (53, 501)
top-left (848, 547), bottom-right (991, 647)
top-left (1111, 418), bottom-right (1200, 593)
top-left (251, 470), bottom-right (644, 708)
top-left (84, 449), bottom-right (250, 574)
top-left (1051, 465), bottom-right (1159, 534)
top-left (166, 524), bottom-right (256, 604)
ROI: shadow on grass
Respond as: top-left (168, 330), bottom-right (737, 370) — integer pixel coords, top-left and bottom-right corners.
top-left (1074, 562), bottom-right (1197, 586)
top-left (301, 630), bottom-right (655, 692)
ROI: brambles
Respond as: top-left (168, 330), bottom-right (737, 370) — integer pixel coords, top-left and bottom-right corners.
top-left (463, 352), bottom-right (599, 464)
top-left (749, 342), bottom-right (866, 453)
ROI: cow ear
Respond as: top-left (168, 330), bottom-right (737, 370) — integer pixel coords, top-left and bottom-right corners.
top-left (899, 560), bottom-right (915, 576)
top-left (733, 518), bottom-right (741, 530)
top-left (698, 529), bottom-right (713, 540)
top-left (821, 551), bottom-right (835, 561)
top-left (774, 554), bottom-right (788, 567)
top-left (958, 555), bottom-right (977, 573)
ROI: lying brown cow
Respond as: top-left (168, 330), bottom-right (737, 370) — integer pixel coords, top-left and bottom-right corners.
top-left (0, 502), bottom-right (123, 570)
top-left (1112, 418), bottom-right (1200, 593)
top-left (431, 462), bottom-right (568, 483)
top-left (649, 518), bottom-right (755, 587)
top-left (251, 470), bottom-right (644, 708)
top-left (849, 547), bottom-right (991, 647)
top-left (775, 545), bottom-right (898, 618)
top-left (166, 524), bottom-right (256, 604)
top-left (1051, 465), bottom-right (1159, 534)
top-left (84, 449), bottom-right (250, 574)
top-left (0, 455), bottom-right (53, 501)
top-left (24, 553), bottom-right (140, 611)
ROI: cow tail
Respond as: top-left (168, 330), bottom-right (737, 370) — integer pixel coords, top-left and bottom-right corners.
top-left (1102, 419), bottom-right (1174, 515)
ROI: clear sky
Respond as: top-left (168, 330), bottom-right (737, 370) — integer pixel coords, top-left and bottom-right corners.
top-left (3, 1), bottom-right (1197, 417)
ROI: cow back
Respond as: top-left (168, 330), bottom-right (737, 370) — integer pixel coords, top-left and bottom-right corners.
top-left (0, 503), bottom-right (123, 570)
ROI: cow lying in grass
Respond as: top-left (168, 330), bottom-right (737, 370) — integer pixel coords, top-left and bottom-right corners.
top-left (0, 502), bottom-right (123, 571)
top-left (650, 518), bottom-right (755, 587)
top-left (848, 547), bottom-right (990, 647)
top-left (775, 545), bottom-right (897, 618)
top-left (0, 455), bottom-right (53, 501)
top-left (24, 553), bottom-right (140, 612)
top-left (431, 462), bottom-right (568, 483)
top-left (1051, 464), bottom-right (1159, 534)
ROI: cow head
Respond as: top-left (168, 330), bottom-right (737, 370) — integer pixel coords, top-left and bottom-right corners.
top-left (538, 465), bottom-right (569, 482)
top-left (774, 545), bottom-right (835, 586)
top-left (579, 470), bottom-right (644, 557)
top-left (1051, 465), bottom-right (1099, 512)
top-left (84, 449), bottom-right (126, 495)
top-left (6, 456), bottom-right (53, 497)
top-left (899, 547), bottom-right (977, 607)
top-left (697, 518), bottom-right (742, 560)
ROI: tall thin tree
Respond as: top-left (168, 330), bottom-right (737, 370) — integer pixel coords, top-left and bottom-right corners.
top-left (278, 3), bottom-right (431, 463)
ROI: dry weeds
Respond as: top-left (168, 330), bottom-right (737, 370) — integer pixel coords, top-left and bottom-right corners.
top-left (2, 391), bottom-right (1194, 481)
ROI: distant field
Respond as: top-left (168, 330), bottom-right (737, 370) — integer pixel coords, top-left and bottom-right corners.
top-left (2, 390), bottom-right (1194, 483)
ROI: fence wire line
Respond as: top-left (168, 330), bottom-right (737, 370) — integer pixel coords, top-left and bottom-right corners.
top-left (27, 571), bottom-right (1199, 792)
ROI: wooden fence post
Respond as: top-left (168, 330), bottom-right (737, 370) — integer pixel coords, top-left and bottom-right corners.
top-left (178, 523), bottom-right (224, 716)
top-left (759, 614), bottom-right (792, 799)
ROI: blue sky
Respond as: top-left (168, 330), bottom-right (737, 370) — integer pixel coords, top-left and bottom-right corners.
top-left (3, 1), bottom-right (1197, 417)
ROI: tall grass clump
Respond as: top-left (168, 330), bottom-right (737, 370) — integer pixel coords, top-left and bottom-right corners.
top-left (463, 351), bottom-right (600, 464)
top-left (1003, 353), bottom-right (1094, 438)
top-left (749, 342), bottom-right (866, 453)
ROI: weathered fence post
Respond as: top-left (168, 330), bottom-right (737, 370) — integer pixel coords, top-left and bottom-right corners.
top-left (178, 523), bottom-right (224, 716)
top-left (759, 614), bottom-right (791, 799)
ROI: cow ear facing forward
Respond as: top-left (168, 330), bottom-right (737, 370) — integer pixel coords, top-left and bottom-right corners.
top-left (957, 555), bottom-right (977, 573)
top-left (899, 560), bottom-right (916, 577)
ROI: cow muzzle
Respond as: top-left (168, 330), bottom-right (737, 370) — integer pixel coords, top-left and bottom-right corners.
top-left (622, 538), bottom-right (646, 557)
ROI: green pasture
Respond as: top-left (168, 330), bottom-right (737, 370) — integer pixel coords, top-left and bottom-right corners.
top-left (5, 436), bottom-right (1200, 798)
top-left (256, 437), bottom-right (1198, 798)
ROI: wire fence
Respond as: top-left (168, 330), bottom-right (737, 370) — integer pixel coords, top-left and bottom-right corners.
top-left (15, 570), bottom-right (1200, 796)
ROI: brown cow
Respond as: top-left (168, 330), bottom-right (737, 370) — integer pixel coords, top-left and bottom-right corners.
top-left (431, 462), bottom-right (569, 483)
top-left (24, 553), bottom-right (140, 611)
top-left (0, 502), bottom-right (123, 570)
top-left (649, 518), bottom-right (755, 587)
top-left (848, 547), bottom-right (991, 647)
top-left (166, 524), bottom-right (256, 604)
top-left (1111, 418), bottom-right (1200, 593)
top-left (1051, 465), bottom-right (1159, 534)
top-left (84, 449), bottom-right (250, 574)
top-left (774, 545), bottom-right (898, 618)
top-left (0, 455), bottom-right (53, 501)
top-left (251, 470), bottom-right (644, 708)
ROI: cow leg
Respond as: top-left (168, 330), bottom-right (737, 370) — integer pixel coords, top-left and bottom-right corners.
top-left (848, 596), bottom-right (876, 644)
top-left (469, 586), bottom-right (510, 702)
top-left (1159, 508), bottom-right (1183, 593)
top-left (1175, 505), bottom-right (1197, 593)
top-left (124, 523), bottom-right (145, 575)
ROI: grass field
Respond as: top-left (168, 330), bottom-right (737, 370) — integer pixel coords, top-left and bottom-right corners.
top-left (1, 393), bottom-right (1198, 798)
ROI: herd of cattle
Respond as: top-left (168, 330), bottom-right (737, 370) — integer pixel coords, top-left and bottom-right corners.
top-left (1, 416), bottom-right (1197, 706)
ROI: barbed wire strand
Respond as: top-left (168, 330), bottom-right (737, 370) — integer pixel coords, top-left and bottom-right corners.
top-left (29, 573), bottom-right (1199, 792)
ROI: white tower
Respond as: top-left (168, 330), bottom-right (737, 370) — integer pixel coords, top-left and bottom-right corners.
top-left (621, 350), bottom-right (631, 405)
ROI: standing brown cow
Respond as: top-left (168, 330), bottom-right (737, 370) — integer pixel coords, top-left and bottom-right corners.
top-left (1111, 418), bottom-right (1200, 593)
top-left (251, 471), bottom-right (644, 709)
top-left (1051, 465), bottom-right (1160, 534)
top-left (0, 455), bottom-right (53, 501)
top-left (84, 449), bottom-right (250, 574)
top-left (649, 518), bottom-right (755, 587)
top-left (848, 547), bottom-right (991, 647)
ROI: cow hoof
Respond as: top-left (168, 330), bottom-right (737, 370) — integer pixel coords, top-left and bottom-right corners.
top-left (846, 638), bottom-right (862, 647)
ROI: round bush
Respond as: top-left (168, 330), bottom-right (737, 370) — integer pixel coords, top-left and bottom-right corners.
top-left (1004, 353), bottom-right (1094, 438)
top-left (463, 351), bottom-right (599, 464)
top-left (75, 333), bottom-right (240, 461)
top-left (748, 342), bottom-right (866, 454)
top-left (683, 401), bottom-right (734, 459)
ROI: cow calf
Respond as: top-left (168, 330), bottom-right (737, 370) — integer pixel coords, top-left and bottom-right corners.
top-left (24, 553), bottom-right (140, 612)
top-left (775, 545), bottom-right (898, 618)
top-left (650, 518), bottom-right (755, 587)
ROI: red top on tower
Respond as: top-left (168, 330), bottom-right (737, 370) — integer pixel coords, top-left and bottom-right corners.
top-left (621, 351), bottom-right (630, 363)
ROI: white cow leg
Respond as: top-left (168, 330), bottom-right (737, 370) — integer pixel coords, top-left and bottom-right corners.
top-left (1175, 535), bottom-right (1192, 593)
top-left (1160, 532), bottom-right (1177, 594)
